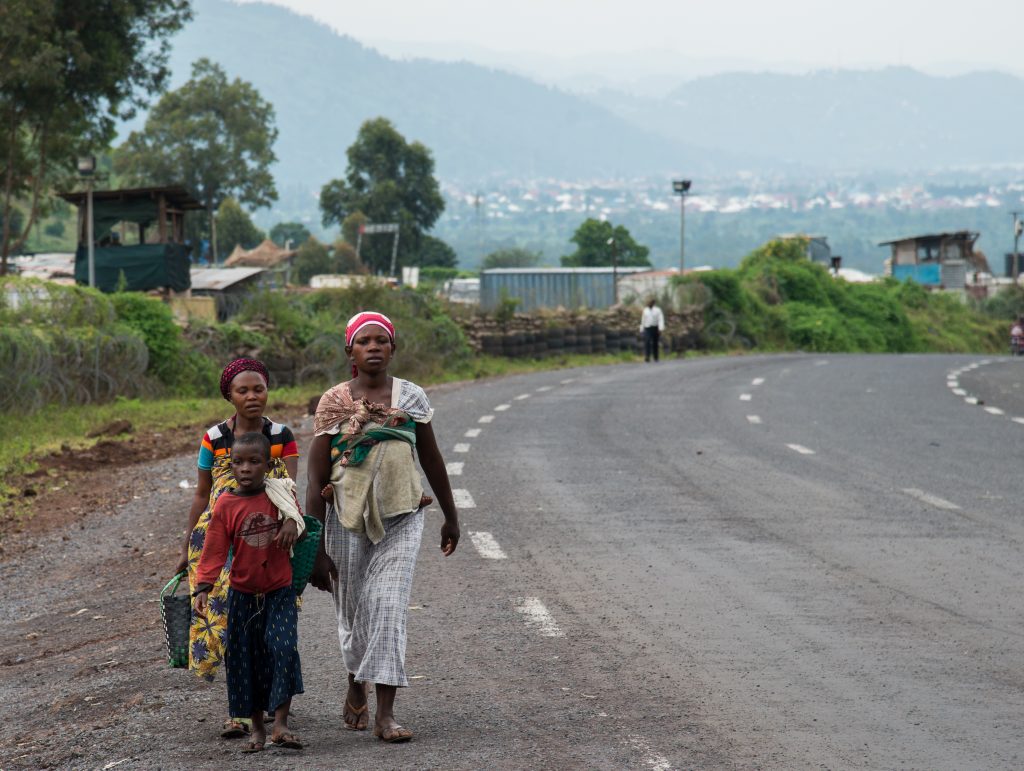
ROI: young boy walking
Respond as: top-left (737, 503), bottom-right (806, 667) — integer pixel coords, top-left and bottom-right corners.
top-left (193, 431), bottom-right (305, 753)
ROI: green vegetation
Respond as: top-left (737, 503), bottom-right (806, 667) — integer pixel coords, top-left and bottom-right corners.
top-left (319, 118), bottom-right (448, 274)
top-left (675, 239), bottom-right (1005, 353)
top-left (0, 0), bottom-right (191, 273)
top-left (114, 58), bottom-right (279, 259)
top-left (562, 218), bottom-right (651, 268)
top-left (482, 247), bottom-right (541, 270)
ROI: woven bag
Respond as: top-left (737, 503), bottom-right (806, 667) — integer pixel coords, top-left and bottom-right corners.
top-left (160, 571), bottom-right (191, 668)
top-left (291, 515), bottom-right (322, 595)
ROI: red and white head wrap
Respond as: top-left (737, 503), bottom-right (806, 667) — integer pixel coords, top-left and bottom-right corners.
top-left (345, 311), bottom-right (395, 347)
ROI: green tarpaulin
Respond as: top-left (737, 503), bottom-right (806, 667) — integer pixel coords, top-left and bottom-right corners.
top-left (75, 243), bottom-right (191, 293)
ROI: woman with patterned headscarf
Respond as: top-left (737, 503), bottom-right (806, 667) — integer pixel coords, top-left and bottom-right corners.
top-left (306, 311), bottom-right (460, 744)
top-left (174, 358), bottom-right (300, 740)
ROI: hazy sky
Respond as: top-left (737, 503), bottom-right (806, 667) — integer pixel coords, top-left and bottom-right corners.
top-left (239, 0), bottom-right (1024, 75)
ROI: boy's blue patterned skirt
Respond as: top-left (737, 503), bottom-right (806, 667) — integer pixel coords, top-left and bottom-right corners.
top-left (225, 586), bottom-right (304, 717)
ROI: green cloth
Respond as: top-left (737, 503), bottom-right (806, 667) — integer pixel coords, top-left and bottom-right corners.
top-left (75, 243), bottom-right (191, 292)
top-left (330, 420), bottom-right (417, 467)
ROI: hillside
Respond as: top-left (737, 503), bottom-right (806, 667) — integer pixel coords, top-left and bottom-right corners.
top-left (595, 67), bottom-right (1024, 171)
top-left (153, 0), bottom-right (723, 190)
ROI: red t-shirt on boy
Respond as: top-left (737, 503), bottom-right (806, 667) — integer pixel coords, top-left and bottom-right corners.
top-left (196, 490), bottom-right (292, 594)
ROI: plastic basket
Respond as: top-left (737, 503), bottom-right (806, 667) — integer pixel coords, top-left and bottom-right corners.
top-left (160, 571), bottom-right (191, 669)
top-left (291, 515), bottom-right (322, 595)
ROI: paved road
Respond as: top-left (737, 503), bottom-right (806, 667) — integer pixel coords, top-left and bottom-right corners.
top-left (3, 353), bottom-right (1023, 769)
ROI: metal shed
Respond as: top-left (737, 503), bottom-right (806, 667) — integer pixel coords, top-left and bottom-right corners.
top-left (480, 267), bottom-right (649, 312)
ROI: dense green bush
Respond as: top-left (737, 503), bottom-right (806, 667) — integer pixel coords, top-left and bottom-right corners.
top-left (675, 238), bottom-right (1003, 354)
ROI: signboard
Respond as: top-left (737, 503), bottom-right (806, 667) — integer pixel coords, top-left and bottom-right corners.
top-left (359, 223), bottom-right (399, 235)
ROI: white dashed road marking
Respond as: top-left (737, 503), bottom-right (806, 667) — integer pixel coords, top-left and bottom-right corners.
top-left (515, 393), bottom-right (531, 400)
top-left (478, 415), bottom-right (495, 423)
top-left (494, 404), bottom-right (510, 411)
top-left (445, 462), bottom-right (464, 476)
top-left (454, 443), bottom-right (471, 453)
top-left (952, 389), bottom-right (967, 396)
top-left (746, 415), bottom-right (762, 424)
top-left (984, 406), bottom-right (1005, 415)
top-left (626, 735), bottom-right (673, 771)
top-left (786, 444), bottom-right (816, 455)
top-left (561, 378), bottom-right (576, 384)
top-left (468, 531), bottom-right (507, 559)
top-left (536, 385), bottom-right (553, 392)
top-left (965, 396), bottom-right (979, 405)
top-left (739, 394), bottom-right (752, 401)
top-left (902, 488), bottom-right (960, 511)
top-left (514, 597), bottom-right (565, 638)
top-left (452, 489), bottom-right (476, 509)
top-left (464, 428), bottom-right (481, 438)
top-left (752, 377), bottom-right (765, 386)
top-left (1013, 417), bottom-right (1024, 425)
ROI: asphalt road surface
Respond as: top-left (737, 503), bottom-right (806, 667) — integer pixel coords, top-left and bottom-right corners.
top-left (2, 353), bottom-right (1022, 769)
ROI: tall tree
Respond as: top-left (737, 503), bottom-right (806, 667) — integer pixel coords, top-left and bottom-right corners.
top-left (269, 221), bottom-right (311, 249)
top-left (215, 198), bottom-right (265, 259)
top-left (114, 58), bottom-right (278, 260)
top-left (0, 0), bottom-right (191, 274)
top-left (561, 218), bottom-right (651, 268)
top-left (319, 118), bottom-right (444, 274)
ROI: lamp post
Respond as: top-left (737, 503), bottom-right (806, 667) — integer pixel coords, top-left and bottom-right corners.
top-left (1013, 211), bottom-right (1022, 282)
top-left (77, 155), bottom-right (97, 288)
top-left (607, 236), bottom-right (619, 305)
top-left (672, 179), bottom-right (692, 272)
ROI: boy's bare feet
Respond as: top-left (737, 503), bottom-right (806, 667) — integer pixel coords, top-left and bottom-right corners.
top-left (343, 673), bottom-right (369, 730)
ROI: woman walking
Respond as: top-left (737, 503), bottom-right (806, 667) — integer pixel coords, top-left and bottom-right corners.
top-left (307, 311), bottom-right (460, 743)
top-left (175, 357), bottom-right (299, 738)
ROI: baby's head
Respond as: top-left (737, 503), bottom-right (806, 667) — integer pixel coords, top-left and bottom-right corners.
top-left (231, 431), bottom-right (272, 491)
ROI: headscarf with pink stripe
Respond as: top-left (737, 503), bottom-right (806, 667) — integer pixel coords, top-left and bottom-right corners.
top-left (345, 311), bottom-right (396, 377)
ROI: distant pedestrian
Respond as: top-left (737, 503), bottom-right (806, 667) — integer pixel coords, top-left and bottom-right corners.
top-left (307, 311), bottom-right (460, 744)
top-left (640, 297), bottom-right (665, 362)
top-left (193, 431), bottom-right (305, 753)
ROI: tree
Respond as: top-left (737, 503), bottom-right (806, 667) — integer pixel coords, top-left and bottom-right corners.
top-left (482, 247), bottom-right (541, 270)
top-left (215, 198), bottom-right (265, 259)
top-left (332, 240), bottom-right (368, 275)
top-left (114, 58), bottom-right (278, 259)
top-left (561, 218), bottom-right (651, 268)
top-left (269, 221), bottom-right (311, 249)
top-left (319, 118), bottom-right (444, 274)
top-left (419, 235), bottom-right (458, 268)
top-left (294, 237), bottom-right (332, 285)
top-left (0, 0), bottom-right (191, 274)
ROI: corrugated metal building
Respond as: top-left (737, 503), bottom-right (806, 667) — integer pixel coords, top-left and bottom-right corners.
top-left (480, 267), bottom-right (650, 311)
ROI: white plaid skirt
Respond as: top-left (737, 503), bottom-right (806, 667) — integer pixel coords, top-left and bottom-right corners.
top-left (325, 506), bottom-right (424, 686)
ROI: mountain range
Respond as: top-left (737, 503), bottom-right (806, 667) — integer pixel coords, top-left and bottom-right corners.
top-left (150, 0), bottom-right (1024, 196)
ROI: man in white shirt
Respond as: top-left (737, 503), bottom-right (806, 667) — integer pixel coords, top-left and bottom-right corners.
top-left (639, 298), bottom-right (665, 362)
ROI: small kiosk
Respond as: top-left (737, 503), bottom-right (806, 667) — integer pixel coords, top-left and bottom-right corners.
top-left (59, 185), bottom-right (204, 292)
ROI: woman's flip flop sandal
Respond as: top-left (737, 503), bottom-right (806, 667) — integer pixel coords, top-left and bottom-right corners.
top-left (241, 740), bottom-right (264, 753)
top-left (271, 732), bottom-right (303, 750)
top-left (221, 719), bottom-right (250, 739)
top-left (373, 724), bottom-right (413, 743)
top-left (343, 701), bottom-right (369, 731)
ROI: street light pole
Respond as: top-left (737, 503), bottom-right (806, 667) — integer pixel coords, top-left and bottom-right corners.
top-left (607, 236), bottom-right (619, 305)
top-left (672, 179), bottom-right (692, 272)
top-left (77, 156), bottom-right (97, 288)
top-left (1013, 211), bottom-right (1022, 282)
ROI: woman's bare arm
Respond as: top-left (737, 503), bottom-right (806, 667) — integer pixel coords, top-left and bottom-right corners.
top-left (415, 421), bottom-right (460, 556)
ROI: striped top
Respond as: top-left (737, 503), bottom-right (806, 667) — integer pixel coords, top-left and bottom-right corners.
top-left (197, 416), bottom-right (299, 471)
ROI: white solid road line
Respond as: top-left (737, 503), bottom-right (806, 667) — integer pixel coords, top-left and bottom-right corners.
top-left (786, 443), bottom-right (816, 455)
top-left (452, 489), bottom-right (476, 509)
top-left (468, 531), bottom-right (507, 559)
top-left (478, 415), bottom-right (495, 423)
top-left (752, 377), bottom-right (765, 386)
top-left (626, 735), bottom-right (672, 771)
top-left (445, 462), bottom-right (464, 476)
top-left (739, 394), bottom-right (752, 401)
top-left (515, 393), bottom-right (531, 400)
top-left (514, 597), bottom-right (565, 638)
top-left (985, 406), bottom-right (1005, 415)
top-left (494, 404), bottom-right (510, 411)
top-left (454, 443), bottom-right (471, 453)
top-left (746, 415), bottom-right (762, 424)
top-left (902, 488), bottom-right (961, 511)
top-left (464, 428), bottom-right (482, 438)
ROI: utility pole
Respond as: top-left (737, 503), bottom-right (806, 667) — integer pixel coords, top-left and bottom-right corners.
top-left (672, 179), bottom-right (692, 272)
top-left (1013, 211), bottom-right (1022, 283)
